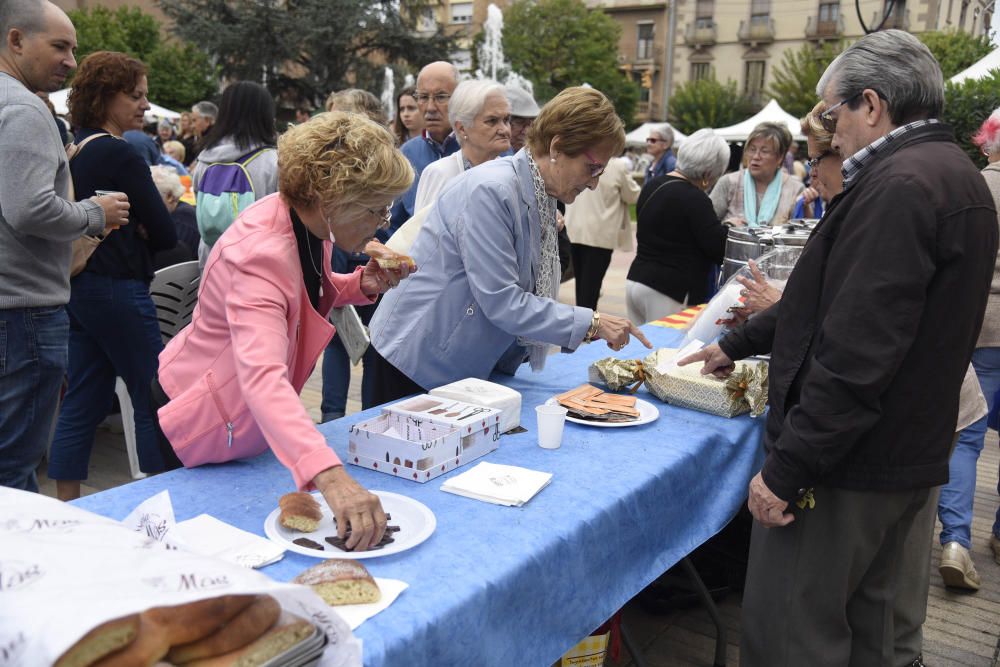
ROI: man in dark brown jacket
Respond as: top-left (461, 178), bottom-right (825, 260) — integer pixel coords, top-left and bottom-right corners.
top-left (682, 30), bottom-right (998, 667)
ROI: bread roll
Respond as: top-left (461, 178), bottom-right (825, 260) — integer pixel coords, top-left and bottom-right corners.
top-left (55, 615), bottom-right (139, 667)
top-left (278, 492), bottom-right (322, 532)
top-left (166, 595), bottom-right (280, 664)
top-left (183, 617), bottom-right (316, 667)
top-left (292, 558), bottom-right (381, 606)
top-left (363, 239), bottom-right (416, 271)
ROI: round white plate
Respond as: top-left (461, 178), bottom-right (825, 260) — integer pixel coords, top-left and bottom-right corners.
top-left (264, 490), bottom-right (436, 559)
top-left (546, 396), bottom-right (660, 428)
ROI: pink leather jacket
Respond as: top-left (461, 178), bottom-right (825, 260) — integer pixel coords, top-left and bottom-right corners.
top-left (156, 193), bottom-right (374, 489)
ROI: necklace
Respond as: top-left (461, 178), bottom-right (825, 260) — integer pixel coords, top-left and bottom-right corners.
top-left (302, 218), bottom-right (324, 298)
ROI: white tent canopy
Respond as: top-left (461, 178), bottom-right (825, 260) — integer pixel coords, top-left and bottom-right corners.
top-left (949, 48), bottom-right (1000, 84)
top-left (711, 99), bottom-right (806, 142)
top-left (625, 122), bottom-right (688, 148)
top-left (47, 88), bottom-right (181, 121)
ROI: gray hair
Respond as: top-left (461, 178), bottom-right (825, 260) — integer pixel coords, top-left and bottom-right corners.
top-left (746, 122), bottom-right (793, 159)
top-left (448, 79), bottom-right (508, 130)
top-left (150, 165), bottom-right (185, 200)
top-left (649, 123), bottom-right (675, 147)
top-left (0, 0), bottom-right (46, 45)
top-left (676, 129), bottom-right (730, 182)
top-left (191, 101), bottom-right (218, 120)
top-left (816, 29), bottom-right (943, 125)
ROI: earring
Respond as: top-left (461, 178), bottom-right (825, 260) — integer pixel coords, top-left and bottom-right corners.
top-left (463, 134), bottom-right (469, 140)
top-left (550, 157), bottom-right (556, 163)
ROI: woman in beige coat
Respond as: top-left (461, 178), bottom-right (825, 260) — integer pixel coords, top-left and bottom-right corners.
top-left (563, 155), bottom-right (641, 310)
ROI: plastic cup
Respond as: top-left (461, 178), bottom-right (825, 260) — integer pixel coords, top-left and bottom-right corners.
top-left (95, 190), bottom-right (124, 197)
top-left (536, 404), bottom-right (568, 450)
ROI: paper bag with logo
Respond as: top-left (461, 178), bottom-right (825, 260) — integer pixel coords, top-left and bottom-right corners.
top-left (0, 487), bottom-right (361, 667)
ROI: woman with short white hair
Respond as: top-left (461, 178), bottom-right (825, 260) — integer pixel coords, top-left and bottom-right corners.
top-left (413, 79), bottom-right (511, 211)
top-left (644, 122), bottom-right (676, 182)
top-left (626, 128), bottom-right (736, 324)
top-left (149, 165), bottom-right (200, 268)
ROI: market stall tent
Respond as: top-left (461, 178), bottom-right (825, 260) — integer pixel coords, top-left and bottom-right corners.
top-left (949, 48), bottom-right (1000, 84)
top-left (625, 122), bottom-right (689, 148)
top-left (47, 88), bottom-right (181, 121)
top-left (711, 99), bottom-right (806, 142)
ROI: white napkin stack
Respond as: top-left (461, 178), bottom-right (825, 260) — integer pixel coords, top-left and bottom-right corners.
top-left (175, 514), bottom-right (285, 569)
top-left (440, 462), bottom-right (552, 506)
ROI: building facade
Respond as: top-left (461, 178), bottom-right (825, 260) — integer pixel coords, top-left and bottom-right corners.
top-left (590, 0), bottom-right (995, 122)
top-left (416, 0), bottom-right (512, 73)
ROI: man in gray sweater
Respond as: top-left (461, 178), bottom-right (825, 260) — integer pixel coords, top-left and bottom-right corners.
top-left (0, 0), bottom-right (130, 491)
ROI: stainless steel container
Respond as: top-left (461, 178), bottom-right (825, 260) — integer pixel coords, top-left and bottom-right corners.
top-left (721, 219), bottom-right (818, 283)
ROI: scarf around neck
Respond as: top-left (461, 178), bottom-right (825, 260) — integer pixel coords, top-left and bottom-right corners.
top-left (742, 168), bottom-right (783, 227)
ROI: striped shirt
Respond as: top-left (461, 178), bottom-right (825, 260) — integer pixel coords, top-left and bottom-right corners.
top-left (841, 118), bottom-right (940, 190)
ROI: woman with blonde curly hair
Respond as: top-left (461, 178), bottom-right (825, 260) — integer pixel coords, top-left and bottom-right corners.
top-left (152, 112), bottom-right (415, 551)
top-left (369, 86), bottom-right (651, 403)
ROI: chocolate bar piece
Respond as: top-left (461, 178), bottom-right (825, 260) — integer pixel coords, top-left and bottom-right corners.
top-left (293, 537), bottom-right (325, 550)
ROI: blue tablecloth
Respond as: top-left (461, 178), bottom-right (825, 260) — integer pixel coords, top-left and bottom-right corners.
top-left (74, 326), bottom-right (764, 667)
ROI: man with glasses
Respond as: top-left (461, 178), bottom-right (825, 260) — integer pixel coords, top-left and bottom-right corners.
top-left (389, 61), bottom-right (461, 233)
top-left (681, 30), bottom-right (997, 666)
top-left (643, 123), bottom-right (676, 183)
top-left (504, 85), bottom-right (539, 152)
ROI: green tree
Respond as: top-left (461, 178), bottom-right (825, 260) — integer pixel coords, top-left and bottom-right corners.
top-left (159, 0), bottom-right (454, 109)
top-left (668, 76), bottom-right (756, 134)
top-left (498, 0), bottom-right (639, 126)
top-left (941, 71), bottom-right (1000, 168)
top-left (767, 42), bottom-right (843, 119)
top-left (918, 30), bottom-right (993, 79)
top-left (67, 6), bottom-right (217, 111)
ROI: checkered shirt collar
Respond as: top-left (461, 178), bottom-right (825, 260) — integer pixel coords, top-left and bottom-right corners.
top-left (841, 119), bottom-right (940, 190)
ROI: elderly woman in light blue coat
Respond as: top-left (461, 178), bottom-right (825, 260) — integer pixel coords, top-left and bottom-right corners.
top-left (369, 87), bottom-right (651, 403)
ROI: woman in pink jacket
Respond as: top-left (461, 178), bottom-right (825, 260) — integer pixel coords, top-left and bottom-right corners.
top-left (152, 112), bottom-right (414, 551)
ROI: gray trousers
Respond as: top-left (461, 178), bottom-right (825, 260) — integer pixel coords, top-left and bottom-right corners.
top-left (740, 484), bottom-right (939, 667)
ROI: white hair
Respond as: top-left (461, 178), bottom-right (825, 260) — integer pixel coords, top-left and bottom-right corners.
top-left (150, 165), bottom-right (184, 200)
top-left (676, 129), bottom-right (730, 182)
top-left (448, 79), bottom-right (508, 131)
top-left (649, 123), bottom-right (675, 147)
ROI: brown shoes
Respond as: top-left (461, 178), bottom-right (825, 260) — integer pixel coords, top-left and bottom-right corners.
top-left (939, 542), bottom-right (981, 590)
top-left (990, 534), bottom-right (1000, 566)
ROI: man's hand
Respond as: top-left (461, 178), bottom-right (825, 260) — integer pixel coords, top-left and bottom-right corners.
top-left (313, 466), bottom-right (387, 550)
top-left (594, 313), bottom-right (653, 351)
top-left (735, 260), bottom-right (782, 315)
top-left (747, 472), bottom-right (795, 528)
top-left (360, 258), bottom-right (414, 298)
top-left (676, 343), bottom-right (735, 378)
top-left (93, 192), bottom-right (130, 235)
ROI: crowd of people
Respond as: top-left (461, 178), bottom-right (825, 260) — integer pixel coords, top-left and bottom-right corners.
top-left (2, 0), bottom-right (1000, 664)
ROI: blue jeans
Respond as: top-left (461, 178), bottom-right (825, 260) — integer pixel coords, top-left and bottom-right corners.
top-left (0, 306), bottom-right (69, 491)
top-left (938, 346), bottom-right (1000, 547)
top-left (48, 273), bottom-right (167, 479)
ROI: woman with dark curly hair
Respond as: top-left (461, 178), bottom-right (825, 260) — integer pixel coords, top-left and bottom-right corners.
top-left (49, 51), bottom-right (177, 500)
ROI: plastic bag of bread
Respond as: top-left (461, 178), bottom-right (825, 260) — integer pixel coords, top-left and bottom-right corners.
top-left (0, 487), bottom-right (361, 667)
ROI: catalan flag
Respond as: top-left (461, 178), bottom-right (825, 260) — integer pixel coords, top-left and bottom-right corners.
top-left (649, 304), bottom-right (706, 329)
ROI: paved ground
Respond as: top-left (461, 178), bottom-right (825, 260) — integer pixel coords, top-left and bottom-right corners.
top-left (38, 240), bottom-right (1000, 666)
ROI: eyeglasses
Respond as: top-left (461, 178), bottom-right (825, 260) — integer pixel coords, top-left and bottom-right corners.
top-left (807, 151), bottom-right (833, 171)
top-left (819, 92), bottom-right (863, 133)
top-left (366, 205), bottom-right (392, 230)
top-left (582, 149), bottom-right (606, 178)
top-left (744, 145), bottom-right (776, 159)
top-left (510, 117), bottom-right (532, 130)
top-left (645, 137), bottom-right (665, 144)
top-left (414, 92), bottom-right (451, 106)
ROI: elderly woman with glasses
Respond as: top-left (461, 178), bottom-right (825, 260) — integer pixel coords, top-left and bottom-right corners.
top-left (644, 123), bottom-right (677, 182)
top-left (413, 79), bottom-right (512, 211)
top-left (710, 122), bottom-right (805, 228)
top-left (151, 112), bottom-right (414, 551)
top-left (368, 87), bottom-right (651, 404)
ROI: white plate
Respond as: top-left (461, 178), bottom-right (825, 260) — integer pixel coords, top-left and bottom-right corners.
top-left (546, 397), bottom-right (660, 428)
top-left (264, 490), bottom-right (436, 559)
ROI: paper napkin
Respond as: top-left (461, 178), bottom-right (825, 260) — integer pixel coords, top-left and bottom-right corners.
top-left (175, 513), bottom-right (285, 569)
top-left (440, 462), bottom-right (552, 506)
top-left (334, 578), bottom-right (409, 630)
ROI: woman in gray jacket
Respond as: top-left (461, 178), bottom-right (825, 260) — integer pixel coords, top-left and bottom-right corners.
top-left (368, 87), bottom-right (650, 404)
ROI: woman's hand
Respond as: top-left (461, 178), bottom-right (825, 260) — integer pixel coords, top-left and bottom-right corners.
top-left (735, 259), bottom-right (782, 314)
top-left (594, 313), bottom-right (652, 352)
top-left (725, 216), bottom-right (746, 228)
top-left (360, 259), bottom-right (414, 297)
top-left (313, 465), bottom-right (386, 551)
top-left (800, 186), bottom-right (820, 205)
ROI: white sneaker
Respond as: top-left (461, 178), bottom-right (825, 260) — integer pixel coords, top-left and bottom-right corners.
top-left (940, 541), bottom-right (981, 590)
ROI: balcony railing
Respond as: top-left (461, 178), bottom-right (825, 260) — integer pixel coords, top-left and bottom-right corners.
top-left (738, 17), bottom-right (775, 45)
top-left (805, 14), bottom-right (845, 40)
top-left (628, 45), bottom-right (663, 64)
top-left (684, 20), bottom-right (718, 47)
top-left (872, 8), bottom-right (909, 30)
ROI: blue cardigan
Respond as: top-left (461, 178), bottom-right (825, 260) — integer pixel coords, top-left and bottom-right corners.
top-left (370, 150), bottom-right (592, 389)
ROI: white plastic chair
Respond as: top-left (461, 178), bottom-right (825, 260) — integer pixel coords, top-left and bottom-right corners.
top-left (116, 261), bottom-right (201, 478)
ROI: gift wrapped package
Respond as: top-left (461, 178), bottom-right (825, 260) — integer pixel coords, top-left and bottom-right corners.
top-left (643, 348), bottom-right (768, 418)
top-left (587, 358), bottom-right (646, 393)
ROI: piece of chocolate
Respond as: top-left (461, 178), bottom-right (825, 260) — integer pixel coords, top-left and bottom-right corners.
top-left (386, 525), bottom-right (401, 533)
top-left (292, 537), bottom-right (324, 550)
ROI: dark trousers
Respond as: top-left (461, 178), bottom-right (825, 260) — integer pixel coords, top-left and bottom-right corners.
top-left (321, 302), bottom-right (378, 421)
top-left (570, 243), bottom-right (613, 311)
top-left (48, 273), bottom-right (168, 478)
top-left (740, 484), bottom-right (938, 667)
top-left (368, 346), bottom-right (426, 407)
top-left (149, 376), bottom-right (183, 471)
top-left (0, 306), bottom-right (69, 491)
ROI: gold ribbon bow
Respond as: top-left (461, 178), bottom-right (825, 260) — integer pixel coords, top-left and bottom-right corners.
top-left (591, 358), bottom-right (646, 394)
top-left (724, 363), bottom-right (769, 417)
